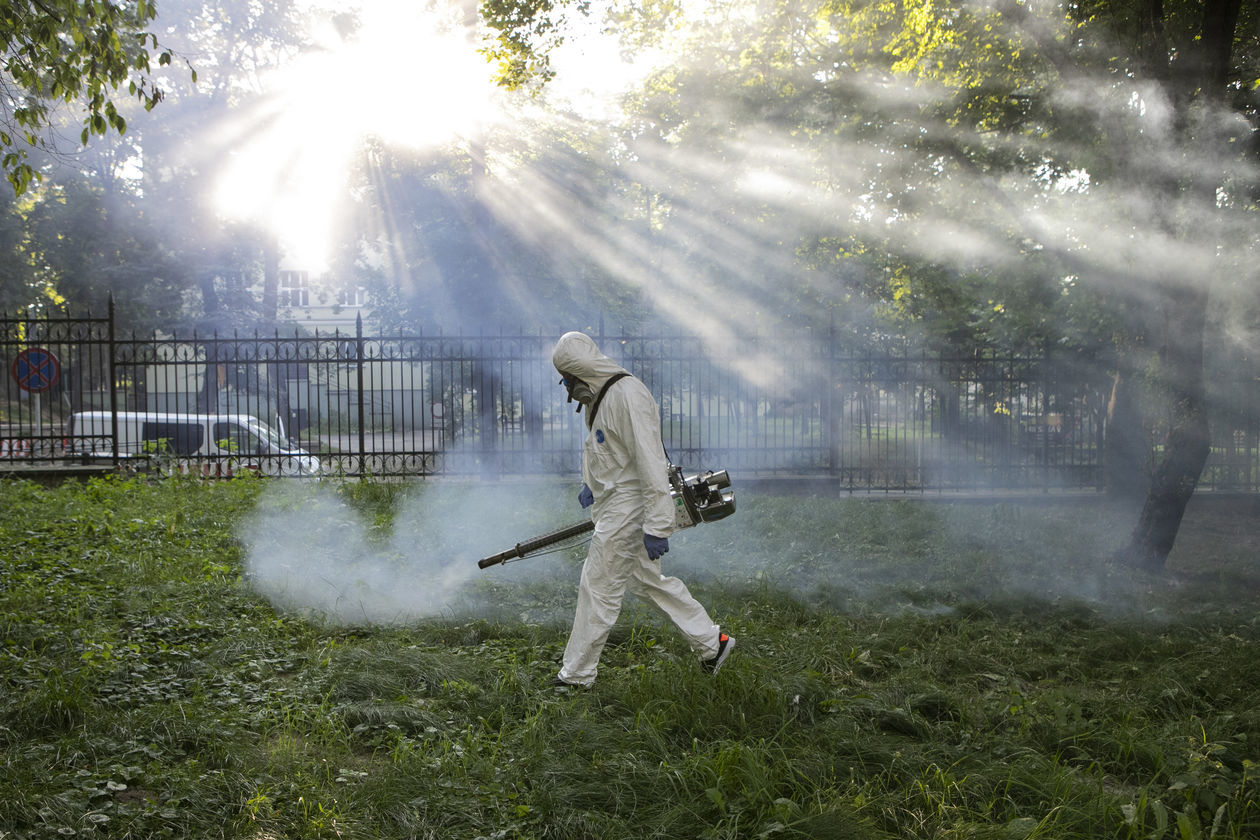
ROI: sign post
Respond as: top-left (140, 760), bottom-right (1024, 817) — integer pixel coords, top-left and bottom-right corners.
top-left (11, 347), bottom-right (61, 446)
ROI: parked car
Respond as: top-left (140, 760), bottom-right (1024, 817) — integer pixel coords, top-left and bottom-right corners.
top-left (66, 411), bottom-right (321, 477)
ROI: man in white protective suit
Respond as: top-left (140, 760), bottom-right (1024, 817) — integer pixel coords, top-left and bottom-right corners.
top-left (550, 331), bottom-right (735, 688)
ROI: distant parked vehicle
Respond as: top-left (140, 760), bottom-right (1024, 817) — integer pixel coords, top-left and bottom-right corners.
top-left (66, 411), bottom-right (321, 477)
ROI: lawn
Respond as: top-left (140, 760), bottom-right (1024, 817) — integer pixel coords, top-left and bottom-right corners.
top-left (1, 475), bottom-right (1257, 839)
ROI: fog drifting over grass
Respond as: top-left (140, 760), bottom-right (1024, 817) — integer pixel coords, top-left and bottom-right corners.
top-left (237, 479), bottom-right (1230, 628)
top-left (240, 478), bottom-right (582, 626)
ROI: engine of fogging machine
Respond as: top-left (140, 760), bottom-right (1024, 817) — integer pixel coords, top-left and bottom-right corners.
top-left (669, 466), bottom-right (736, 530)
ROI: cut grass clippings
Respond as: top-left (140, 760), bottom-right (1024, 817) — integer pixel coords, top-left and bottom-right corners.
top-left (0, 475), bottom-right (1257, 839)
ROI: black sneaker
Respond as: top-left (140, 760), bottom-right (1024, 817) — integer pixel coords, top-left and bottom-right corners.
top-left (702, 633), bottom-right (735, 675)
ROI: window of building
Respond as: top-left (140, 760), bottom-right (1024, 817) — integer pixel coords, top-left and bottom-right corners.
top-left (278, 271), bottom-right (310, 307)
top-left (336, 287), bottom-right (367, 307)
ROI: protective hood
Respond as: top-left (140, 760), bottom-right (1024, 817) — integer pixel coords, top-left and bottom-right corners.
top-left (552, 332), bottom-right (629, 393)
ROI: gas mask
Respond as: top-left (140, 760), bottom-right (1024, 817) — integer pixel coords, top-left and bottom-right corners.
top-left (559, 374), bottom-right (595, 411)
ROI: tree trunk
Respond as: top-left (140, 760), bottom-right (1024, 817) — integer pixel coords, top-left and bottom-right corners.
top-left (1117, 287), bottom-right (1211, 572)
top-left (1116, 0), bottom-right (1239, 572)
top-left (196, 276), bottom-right (223, 413)
top-left (261, 235), bottom-right (288, 437)
top-left (268, 361), bottom-right (294, 440)
top-left (1104, 364), bottom-right (1149, 504)
top-left (261, 236), bottom-right (280, 324)
top-left (195, 350), bottom-right (222, 413)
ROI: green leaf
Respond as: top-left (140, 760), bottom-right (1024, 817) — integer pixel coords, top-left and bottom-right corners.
top-left (1175, 811), bottom-right (1197, 840)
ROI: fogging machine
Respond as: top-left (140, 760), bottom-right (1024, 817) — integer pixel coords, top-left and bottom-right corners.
top-left (478, 466), bottom-right (736, 569)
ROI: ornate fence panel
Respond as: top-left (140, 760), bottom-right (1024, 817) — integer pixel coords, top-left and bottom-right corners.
top-left (1, 309), bottom-right (114, 464)
top-left (2, 306), bottom-right (1256, 491)
top-left (104, 322), bottom-right (580, 479)
top-left (614, 335), bottom-right (1110, 490)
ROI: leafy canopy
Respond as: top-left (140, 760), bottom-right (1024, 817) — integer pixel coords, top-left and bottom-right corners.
top-left (480, 0), bottom-right (589, 90)
top-left (0, 0), bottom-right (186, 194)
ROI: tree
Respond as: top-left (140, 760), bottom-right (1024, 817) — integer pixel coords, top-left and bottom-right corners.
top-left (22, 175), bottom-right (192, 330)
top-left (1079, 0), bottom-right (1255, 570)
top-left (0, 0), bottom-right (184, 194)
top-left (482, 0), bottom-right (1256, 569)
top-left (0, 187), bottom-right (35, 311)
top-left (823, 0), bottom-right (1255, 570)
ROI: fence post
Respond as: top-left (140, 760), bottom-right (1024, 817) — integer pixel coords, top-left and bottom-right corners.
top-left (356, 312), bottom-right (366, 478)
top-left (108, 294), bottom-right (119, 469)
top-left (473, 331), bottom-right (501, 480)
top-left (825, 315), bottom-right (839, 477)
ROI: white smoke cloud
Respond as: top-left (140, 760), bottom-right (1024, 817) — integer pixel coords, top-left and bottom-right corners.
top-left (239, 476), bottom-right (584, 626)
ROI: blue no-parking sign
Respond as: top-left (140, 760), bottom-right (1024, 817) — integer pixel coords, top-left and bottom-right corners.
top-left (11, 347), bottom-right (60, 393)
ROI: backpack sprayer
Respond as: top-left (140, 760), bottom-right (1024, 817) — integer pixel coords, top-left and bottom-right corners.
top-left (477, 465), bottom-right (736, 569)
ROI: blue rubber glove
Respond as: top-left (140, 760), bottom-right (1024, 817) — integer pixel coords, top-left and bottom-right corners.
top-left (578, 484), bottom-right (594, 509)
top-left (644, 533), bottom-right (669, 560)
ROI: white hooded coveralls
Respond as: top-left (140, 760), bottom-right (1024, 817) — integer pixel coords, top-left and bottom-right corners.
top-left (552, 332), bottom-right (721, 685)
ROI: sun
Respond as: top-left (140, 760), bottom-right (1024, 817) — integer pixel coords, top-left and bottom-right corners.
top-left (212, 0), bottom-right (504, 273)
top-left (210, 0), bottom-right (674, 276)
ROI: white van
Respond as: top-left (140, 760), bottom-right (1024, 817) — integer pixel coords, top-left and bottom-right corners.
top-left (67, 411), bottom-right (321, 477)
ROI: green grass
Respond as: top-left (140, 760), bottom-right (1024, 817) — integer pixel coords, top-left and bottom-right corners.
top-left (1, 475), bottom-right (1257, 839)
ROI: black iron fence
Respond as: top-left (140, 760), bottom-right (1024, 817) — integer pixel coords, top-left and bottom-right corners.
top-left (3, 306), bottom-right (1258, 491)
